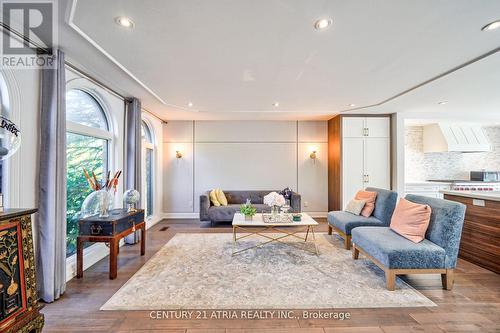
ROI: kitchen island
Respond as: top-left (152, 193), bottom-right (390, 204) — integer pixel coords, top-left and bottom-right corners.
top-left (441, 190), bottom-right (500, 274)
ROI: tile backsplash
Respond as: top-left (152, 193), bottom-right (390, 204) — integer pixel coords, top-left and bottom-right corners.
top-left (405, 126), bottom-right (500, 181)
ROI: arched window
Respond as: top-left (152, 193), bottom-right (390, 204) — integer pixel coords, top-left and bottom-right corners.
top-left (66, 89), bottom-right (112, 257)
top-left (66, 89), bottom-right (108, 130)
top-left (142, 121), bottom-right (154, 218)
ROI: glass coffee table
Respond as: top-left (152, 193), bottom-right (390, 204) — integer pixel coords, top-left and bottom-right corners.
top-left (231, 213), bottom-right (319, 256)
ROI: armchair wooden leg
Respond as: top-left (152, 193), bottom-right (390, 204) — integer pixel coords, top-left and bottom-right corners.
top-left (328, 225), bottom-right (332, 235)
top-left (385, 270), bottom-right (396, 291)
top-left (441, 269), bottom-right (454, 290)
top-left (344, 235), bottom-right (351, 250)
top-left (352, 243), bottom-right (359, 260)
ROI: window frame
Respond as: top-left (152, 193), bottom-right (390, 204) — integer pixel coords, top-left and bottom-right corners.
top-left (66, 88), bottom-right (113, 141)
top-left (64, 69), bottom-right (128, 281)
top-left (141, 119), bottom-right (155, 219)
top-left (0, 73), bottom-right (10, 198)
top-left (65, 88), bottom-right (113, 258)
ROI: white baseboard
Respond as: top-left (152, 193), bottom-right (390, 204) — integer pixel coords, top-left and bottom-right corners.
top-left (307, 212), bottom-right (328, 218)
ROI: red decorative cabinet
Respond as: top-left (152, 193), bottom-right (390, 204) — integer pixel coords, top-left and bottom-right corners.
top-left (0, 209), bottom-right (44, 333)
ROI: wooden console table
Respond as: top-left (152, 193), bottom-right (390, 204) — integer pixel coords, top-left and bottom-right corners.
top-left (77, 209), bottom-right (145, 280)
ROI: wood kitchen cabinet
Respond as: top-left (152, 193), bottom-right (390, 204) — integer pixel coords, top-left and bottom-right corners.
top-left (444, 193), bottom-right (500, 274)
top-left (328, 115), bottom-right (392, 211)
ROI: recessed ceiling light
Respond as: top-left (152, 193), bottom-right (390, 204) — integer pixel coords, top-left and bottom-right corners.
top-left (188, 102), bottom-right (193, 107)
top-left (314, 18), bottom-right (332, 30)
top-left (272, 102), bottom-right (279, 107)
top-left (482, 20), bottom-right (500, 31)
top-left (115, 16), bottom-right (134, 28)
top-left (438, 101), bottom-right (448, 105)
top-left (348, 103), bottom-right (356, 107)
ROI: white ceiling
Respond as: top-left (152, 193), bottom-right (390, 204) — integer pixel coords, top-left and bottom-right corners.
top-left (59, 0), bottom-right (500, 120)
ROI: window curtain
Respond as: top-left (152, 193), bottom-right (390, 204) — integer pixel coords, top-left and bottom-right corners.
top-left (124, 97), bottom-right (142, 244)
top-left (37, 49), bottom-right (67, 302)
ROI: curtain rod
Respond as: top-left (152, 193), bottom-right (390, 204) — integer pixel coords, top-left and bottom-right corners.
top-left (65, 62), bottom-right (166, 123)
top-left (1, 23), bottom-right (167, 123)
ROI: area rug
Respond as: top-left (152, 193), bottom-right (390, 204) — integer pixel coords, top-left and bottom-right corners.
top-left (101, 233), bottom-right (435, 310)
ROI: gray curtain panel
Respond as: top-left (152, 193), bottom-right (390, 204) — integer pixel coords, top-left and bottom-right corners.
top-left (124, 97), bottom-right (142, 244)
top-left (37, 49), bottom-right (67, 302)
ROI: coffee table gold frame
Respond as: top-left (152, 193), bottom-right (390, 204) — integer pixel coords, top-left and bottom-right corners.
top-left (232, 225), bottom-right (319, 256)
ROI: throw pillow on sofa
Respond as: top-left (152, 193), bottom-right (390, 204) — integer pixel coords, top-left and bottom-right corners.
top-left (355, 190), bottom-right (377, 217)
top-left (390, 198), bottom-right (432, 243)
top-left (344, 199), bottom-right (366, 216)
top-left (215, 188), bottom-right (228, 206)
top-left (210, 189), bottom-right (221, 206)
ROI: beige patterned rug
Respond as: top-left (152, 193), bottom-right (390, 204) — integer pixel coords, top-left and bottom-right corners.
top-left (101, 233), bottom-right (435, 310)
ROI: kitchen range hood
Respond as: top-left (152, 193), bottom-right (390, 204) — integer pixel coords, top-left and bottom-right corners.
top-left (423, 123), bottom-right (491, 153)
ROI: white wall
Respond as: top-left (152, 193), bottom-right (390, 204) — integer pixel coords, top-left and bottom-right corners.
top-left (297, 121), bottom-right (328, 212)
top-left (163, 120), bottom-right (328, 217)
top-left (163, 121), bottom-right (194, 213)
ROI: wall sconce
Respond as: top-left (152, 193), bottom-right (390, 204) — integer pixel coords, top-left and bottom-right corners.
top-left (309, 150), bottom-right (317, 163)
top-left (175, 150), bottom-right (182, 159)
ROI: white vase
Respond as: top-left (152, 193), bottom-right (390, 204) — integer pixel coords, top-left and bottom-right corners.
top-left (271, 205), bottom-right (280, 218)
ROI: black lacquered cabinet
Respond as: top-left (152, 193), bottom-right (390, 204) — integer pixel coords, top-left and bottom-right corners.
top-left (0, 209), bottom-right (44, 333)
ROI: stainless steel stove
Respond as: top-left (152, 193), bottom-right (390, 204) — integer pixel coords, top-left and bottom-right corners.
top-left (451, 181), bottom-right (499, 191)
top-left (427, 180), bottom-right (500, 191)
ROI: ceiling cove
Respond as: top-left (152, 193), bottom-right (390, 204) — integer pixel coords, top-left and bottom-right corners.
top-left (68, 0), bottom-right (172, 107)
top-left (67, 0), bottom-right (500, 119)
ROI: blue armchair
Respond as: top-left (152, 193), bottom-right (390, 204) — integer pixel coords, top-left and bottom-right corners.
top-left (327, 187), bottom-right (398, 249)
top-left (351, 194), bottom-right (466, 291)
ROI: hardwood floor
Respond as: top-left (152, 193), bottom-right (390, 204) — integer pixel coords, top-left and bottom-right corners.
top-left (42, 218), bottom-right (500, 333)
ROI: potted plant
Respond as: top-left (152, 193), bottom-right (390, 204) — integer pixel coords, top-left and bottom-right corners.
top-left (240, 201), bottom-right (257, 220)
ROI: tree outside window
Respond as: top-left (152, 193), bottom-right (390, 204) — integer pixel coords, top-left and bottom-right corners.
top-left (65, 89), bottom-right (111, 257)
top-left (142, 121), bottom-right (154, 218)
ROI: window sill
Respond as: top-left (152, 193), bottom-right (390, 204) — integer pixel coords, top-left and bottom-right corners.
top-left (65, 242), bottom-right (111, 282)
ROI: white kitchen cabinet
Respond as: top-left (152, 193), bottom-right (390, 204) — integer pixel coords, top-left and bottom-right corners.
top-left (343, 117), bottom-right (390, 138)
top-left (343, 118), bottom-right (365, 138)
top-left (342, 138), bottom-right (365, 204)
top-left (366, 118), bottom-right (390, 138)
top-left (341, 117), bottom-right (391, 208)
top-left (364, 138), bottom-right (391, 189)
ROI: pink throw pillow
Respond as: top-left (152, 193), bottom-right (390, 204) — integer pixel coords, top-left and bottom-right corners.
top-left (355, 190), bottom-right (377, 217)
top-left (390, 198), bottom-right (432, 243)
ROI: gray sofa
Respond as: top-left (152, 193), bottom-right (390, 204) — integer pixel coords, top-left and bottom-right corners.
top-left (200, 190), bottom-right (301, 225)
top-left (327, 187), bottom-right (398, 249)
top-left (352, 194), bottom-right (466, 291)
